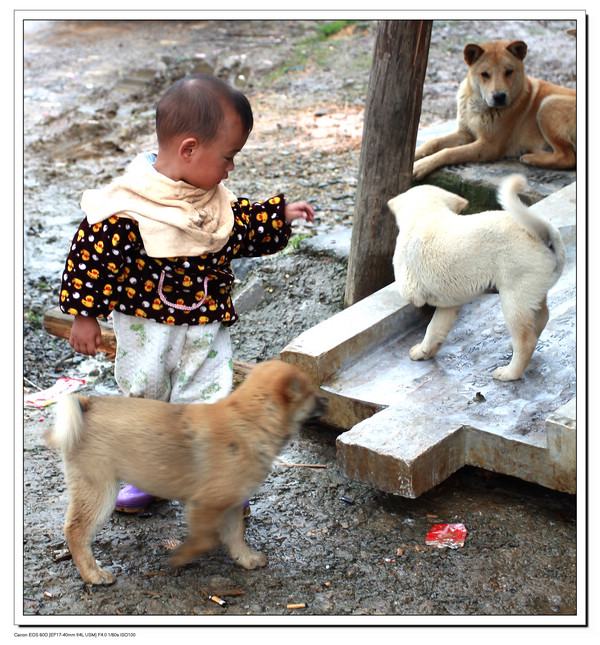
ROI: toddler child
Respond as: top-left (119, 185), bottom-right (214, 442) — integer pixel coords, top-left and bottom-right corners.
top-left (59, 73), bottom-right (314, 512)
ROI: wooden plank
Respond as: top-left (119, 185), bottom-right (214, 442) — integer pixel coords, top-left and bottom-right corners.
top-left (43, 307), bottom-right (256, 379)
top-left (43, 307), bottom-right (117, 356)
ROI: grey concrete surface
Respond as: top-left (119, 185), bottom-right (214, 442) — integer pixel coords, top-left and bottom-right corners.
top-left (282, 172), bottom-right (577, 498)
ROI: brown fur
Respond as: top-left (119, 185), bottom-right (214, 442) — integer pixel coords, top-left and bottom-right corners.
top-left (45, 360), bottom-right (327, 584)
top-left (413, 40), bottom-right (576, 180)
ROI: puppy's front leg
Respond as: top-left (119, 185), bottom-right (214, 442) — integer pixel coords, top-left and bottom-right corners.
top-left (168, 502), bottom-right (221, 568)
top-left (410, 306), bottom-right (461, 360)
top-left (220, 504), bottom-right (267, 570)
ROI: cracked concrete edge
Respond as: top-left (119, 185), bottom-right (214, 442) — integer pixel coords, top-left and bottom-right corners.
top-left (335, 396), bottom-right (577, 498)
top-left (335, 411), bottom-right (466, 499)
top-left (464, 420), bottom-right (576, 494)
top-left (545, 397), bottom-right (577, 477)
top-left (280, 282), bottom-right (428, 385)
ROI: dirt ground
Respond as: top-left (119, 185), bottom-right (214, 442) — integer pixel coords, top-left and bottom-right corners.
top-left (18, 17), bottom-right (583, 635)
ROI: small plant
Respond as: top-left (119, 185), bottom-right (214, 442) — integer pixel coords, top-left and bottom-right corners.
top-left (26, 309), bottom-right (42, 329)
top-left (264, 21), bottom-right (360, 84)
top-left (315, 20), bottom-right (356, 39)
top-left (281, 234), bottom-right (311, 255)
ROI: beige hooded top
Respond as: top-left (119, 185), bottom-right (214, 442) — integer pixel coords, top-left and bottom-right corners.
top-left (80, 152), bottom-right (236, 258)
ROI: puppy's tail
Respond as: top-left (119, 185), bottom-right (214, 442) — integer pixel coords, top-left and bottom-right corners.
top-left (498, 174), bottom-right (566, 275)
top-left (45, 395), bottom-right (86, 452)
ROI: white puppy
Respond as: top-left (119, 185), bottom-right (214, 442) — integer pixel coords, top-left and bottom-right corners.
top-left (388, 175), bottom-right (565, 381)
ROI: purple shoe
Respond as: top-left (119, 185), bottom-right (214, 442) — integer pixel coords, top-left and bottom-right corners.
top-left (115, 484), bottom-right (156, 513)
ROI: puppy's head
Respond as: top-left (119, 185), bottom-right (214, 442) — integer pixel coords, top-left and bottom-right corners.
top-left (245, 360), bottom-right (328, 433)
top-left (388, 185), bottom-right (469, 228)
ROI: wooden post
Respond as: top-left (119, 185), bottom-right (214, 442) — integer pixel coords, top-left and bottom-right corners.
top-left (344, 20), bottom-right (432, 307)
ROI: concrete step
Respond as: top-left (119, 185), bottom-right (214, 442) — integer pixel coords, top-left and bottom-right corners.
top-left (415, 121), bottom-right (577, 208)
top-left (281, 177), bottom-right (577, 497)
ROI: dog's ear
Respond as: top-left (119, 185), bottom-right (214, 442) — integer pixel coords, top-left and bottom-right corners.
top-left (447, 193), bottom-right (469, 214)
top-left (506, 40), bottom-right (527, 61)
top-left (283, 374), bottom-right (303, 402)
top-left (463, 43), bottom-right (484, 66)
top-left (278, 371), bottom-right (308, 408)
top-left (387, 195), bottom-right (400, 215)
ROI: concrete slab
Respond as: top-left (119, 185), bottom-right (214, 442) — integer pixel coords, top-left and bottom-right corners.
top-left (281, 180), bottom-right (577, 497)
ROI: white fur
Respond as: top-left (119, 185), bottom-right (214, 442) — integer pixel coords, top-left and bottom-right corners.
top-left (388, 174), bottom-right (565, 380)
top-left (53, 395), bottom-right (84, 452)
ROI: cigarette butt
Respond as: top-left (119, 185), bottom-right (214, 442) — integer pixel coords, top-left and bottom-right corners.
top-left (340, 496), bottom-right (354, 504)
top-left (275, 461), bottom-right (327, 469)
top-left (286, 603), bottom-right (307, 610)
top-left (209, 595), bottom-right (227, 607)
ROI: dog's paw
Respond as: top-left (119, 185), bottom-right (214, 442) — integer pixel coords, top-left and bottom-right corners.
top-left (83, 567), bottom-right (116, 585)
top-left (412, 163), bottom-right (424, 181)
top-left (492, 365), bottom-right (521, 381)
top-left (412, 159), bottom-right (431, 181)
top-left (235, 550), bottom-right (267, 570)
top-left (168, 546), bottom-right (195, 569)
top-left (409, 343), bottom-right (431, 361)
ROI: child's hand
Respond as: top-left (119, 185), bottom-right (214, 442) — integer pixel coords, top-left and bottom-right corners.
top-left (69, 315), bottom-right (102, 356)
top-left (285, 201), bottom-right (315, 224)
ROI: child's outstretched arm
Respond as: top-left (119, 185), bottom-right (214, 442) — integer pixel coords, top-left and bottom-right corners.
top-left (285, 200), bottom-right (315, 224)
top-left (69, 315), bottom-right (102, 356)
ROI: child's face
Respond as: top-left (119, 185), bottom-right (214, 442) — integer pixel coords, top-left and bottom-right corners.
top-left (182, 106), bottom-right (249, 190)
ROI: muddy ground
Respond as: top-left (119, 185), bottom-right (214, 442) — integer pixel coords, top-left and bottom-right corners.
top-left (19, 18), bottom-right (582, 632)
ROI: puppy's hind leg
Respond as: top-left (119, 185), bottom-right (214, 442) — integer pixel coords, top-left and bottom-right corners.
top-left (493, 294), bottom-right (541, 381)
top-left (64, 477), bottom-right (120, 585)
top-left (534, 297), bottom-right (550, 339)
top-left (220, 504), bottom-right (267, 570)
top-left (409, 306), bottom-right (461, 361)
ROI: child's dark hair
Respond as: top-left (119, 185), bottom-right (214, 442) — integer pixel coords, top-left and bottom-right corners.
top-left (155, 74), bottom-right (253, 146)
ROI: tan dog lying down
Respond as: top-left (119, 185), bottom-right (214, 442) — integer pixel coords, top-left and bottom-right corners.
top-left (45, 360), bottom-right (327, 585)
top-left (413, 40), bottom-right (576, 180)
top-left (388, 175), bottom-right (565, 381)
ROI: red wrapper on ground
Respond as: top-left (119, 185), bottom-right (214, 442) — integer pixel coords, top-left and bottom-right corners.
top-left (425, 523), bottom-right (467, 548)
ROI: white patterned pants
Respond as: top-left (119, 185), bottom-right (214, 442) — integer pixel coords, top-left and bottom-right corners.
top-left (111, 312), bottom-right (233, 404)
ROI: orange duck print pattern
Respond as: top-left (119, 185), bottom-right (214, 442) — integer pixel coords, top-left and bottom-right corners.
top-left (60, 196), bottom-right (290, 326)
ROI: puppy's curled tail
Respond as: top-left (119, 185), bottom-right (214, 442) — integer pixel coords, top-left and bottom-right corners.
top-left (45, 395), bottom-right (86, 452)
top-left (498, 174), bottom-right (566, 275)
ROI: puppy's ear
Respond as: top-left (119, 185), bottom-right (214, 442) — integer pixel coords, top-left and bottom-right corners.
top-left (463, 43), bottom-right (484, 66)
top-left (280, 373), bottom-right (306, 406)
top-left (452, 195), bottom-right (469, 214)
top-left (506, 40), bottom-right (527, 61)
top-left (387, 195), bottom-right (405, 225)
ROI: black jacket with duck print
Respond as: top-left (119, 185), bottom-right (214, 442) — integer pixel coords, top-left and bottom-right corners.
top-left (60, 195), bottom-right (290, 326)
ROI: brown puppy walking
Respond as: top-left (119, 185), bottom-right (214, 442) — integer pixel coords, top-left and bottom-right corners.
top-left (45, 360), bottom-right (327, 584)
